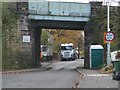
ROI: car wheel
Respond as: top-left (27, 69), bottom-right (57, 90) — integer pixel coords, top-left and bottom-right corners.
top-left (112, 76), bottom-right (115, 80)
top-left (61, 58), bottom-right (64, 61)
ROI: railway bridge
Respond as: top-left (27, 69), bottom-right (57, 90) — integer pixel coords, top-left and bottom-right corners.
top-left (16, 1), bottom-right (103, 68)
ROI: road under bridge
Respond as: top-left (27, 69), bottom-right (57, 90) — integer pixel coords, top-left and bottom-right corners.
top-left (16, 1), bottom-right (103, 68)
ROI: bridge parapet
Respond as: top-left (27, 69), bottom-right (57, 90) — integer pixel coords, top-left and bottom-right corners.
top-left (16, 1), bottom-right (104, 21)
top-left (28, 1), bottom-right (91, 21)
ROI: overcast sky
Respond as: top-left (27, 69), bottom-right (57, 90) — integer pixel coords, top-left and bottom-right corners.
top-left (47, 0), bottom-right (120, 3)
top-left (46, 0), bottom-right (120, 6)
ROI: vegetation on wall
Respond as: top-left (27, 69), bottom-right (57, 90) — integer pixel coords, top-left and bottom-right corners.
top-left (86, 6), bottom-right (120, 51)
top-left (2, 2), bottom-right (26, 70)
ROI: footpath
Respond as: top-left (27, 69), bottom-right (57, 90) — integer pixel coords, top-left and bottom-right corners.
top-left (76, 67), bottom-right (119, 88)
top-left (1, 62), bottom-right (52, 74)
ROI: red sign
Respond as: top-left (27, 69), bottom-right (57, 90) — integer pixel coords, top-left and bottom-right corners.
top-left (104, 32), bottom-right (115, 43)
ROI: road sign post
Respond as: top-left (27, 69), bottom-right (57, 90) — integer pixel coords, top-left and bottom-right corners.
top-left (107, 0), bottom-right (111, 66)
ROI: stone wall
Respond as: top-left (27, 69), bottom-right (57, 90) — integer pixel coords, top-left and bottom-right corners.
top-left (84, 2), bottom-right (103, 68)
top-left (17, 14), bottom-right (41, 68)
top-left (17, 15), bottom-right (35, 68)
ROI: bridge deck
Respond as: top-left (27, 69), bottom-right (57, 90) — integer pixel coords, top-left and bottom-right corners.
top-left (28, 1), bottom-right (91, 22)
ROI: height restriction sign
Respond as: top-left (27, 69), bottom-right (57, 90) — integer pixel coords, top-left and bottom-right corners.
top-left (105, 32), bottom-right (115, 42)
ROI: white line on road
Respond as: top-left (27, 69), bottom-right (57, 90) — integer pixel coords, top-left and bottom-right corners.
top-left (86, 74), bottom-right (110, 77)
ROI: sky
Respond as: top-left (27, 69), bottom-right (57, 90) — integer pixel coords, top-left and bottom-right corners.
top-left (46, 0), bottom-right (120, 6)
top-left (47, 0), bottom-right (89, 3)
top-left (47, 0), bottom-right (120, 3)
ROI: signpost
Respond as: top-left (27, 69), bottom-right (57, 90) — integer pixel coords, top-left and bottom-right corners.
top-left (107, 0), bottom-right (111, 66)
top-left (105, 0), bottom-right (119, 65)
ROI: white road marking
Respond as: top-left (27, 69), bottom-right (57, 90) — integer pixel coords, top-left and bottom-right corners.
top-left (86, 74), bottom-right (110, 77)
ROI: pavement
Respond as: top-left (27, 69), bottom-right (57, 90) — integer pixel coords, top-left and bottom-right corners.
top-left (76, 67), bottom-right (119, 88)
top-left (1, 62), bottom-right (52, 74)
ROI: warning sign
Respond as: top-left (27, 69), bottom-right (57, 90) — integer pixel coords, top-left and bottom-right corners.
top-left (104, 32), bottom-right (115, 43)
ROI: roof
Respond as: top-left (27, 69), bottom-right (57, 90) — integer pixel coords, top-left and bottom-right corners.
top-left (61, 43), bottom-right (73, 46)
top-left (90, 45), bottom-right (103, 49)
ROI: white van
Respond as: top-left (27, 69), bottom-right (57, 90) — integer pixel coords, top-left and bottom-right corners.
top-left (61, 43), bottom-right (77, 61)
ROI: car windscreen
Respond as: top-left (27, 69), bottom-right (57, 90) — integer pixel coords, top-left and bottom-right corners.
top-left (61, 46), bottom-right (73, 50)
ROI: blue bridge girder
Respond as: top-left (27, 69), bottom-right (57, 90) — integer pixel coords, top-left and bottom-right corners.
top-left (28, 1), bottom-right (91, 22)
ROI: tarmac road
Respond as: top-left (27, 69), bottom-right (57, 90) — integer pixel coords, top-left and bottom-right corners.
top-left (2, 59), bottom-right (119, 89)
top-left (2, 60), bottom-right (81, 88)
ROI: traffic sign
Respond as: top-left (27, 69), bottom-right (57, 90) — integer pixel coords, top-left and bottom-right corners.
top-left (105, 32), bottom-right (115, 42)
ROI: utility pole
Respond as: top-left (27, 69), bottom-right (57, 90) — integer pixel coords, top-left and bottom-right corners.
top-left (107, 0), bottom-right (111, 65)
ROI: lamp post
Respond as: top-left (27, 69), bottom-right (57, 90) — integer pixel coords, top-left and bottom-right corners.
top-left (107, 0), bottom-right (111, 65)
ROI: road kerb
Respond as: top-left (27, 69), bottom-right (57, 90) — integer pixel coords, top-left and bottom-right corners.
top-left (75, 68), bottom-right (86, 78)
top-left (74, 68), bottom-right (86, 88)
top-left (1, 65), bottom-right (52, 74)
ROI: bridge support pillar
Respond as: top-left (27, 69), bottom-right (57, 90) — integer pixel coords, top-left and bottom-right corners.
top-left (17, 15), bottom-right (35, 68)
top-left (32, 27), bottom-right (41, 67)
top-left (84, 28), bottom-right (104, 68)
top-left (84, 31), bottom-right (91, 68)
top-left (17, 15), bottom-right (42, 68)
